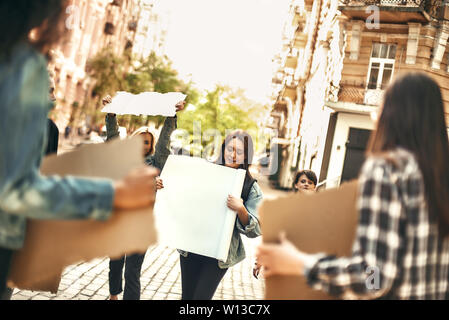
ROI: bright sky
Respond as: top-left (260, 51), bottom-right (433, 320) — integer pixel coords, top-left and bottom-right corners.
top-left (154, 0), bottom-right (291, 104)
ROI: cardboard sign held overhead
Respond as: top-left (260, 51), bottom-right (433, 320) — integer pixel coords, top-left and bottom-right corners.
top-left (7, 137), bottom-right (157, 293)
top-left (259, 180), bottom-right (359, 300)
top-left (101, 91), bottom-right (186, 116)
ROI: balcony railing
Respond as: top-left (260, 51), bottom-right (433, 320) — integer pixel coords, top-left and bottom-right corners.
top-left (338, 83), bottom-right (384, 106)
top-left (279, 46), bottom-right (299, 69)
top-left (271, 71), bottom-right (299, 90)
top-left (111, 0), bottom-right (122, 6)
top-left (340, 0), bottom-right (445, 20)
top-left (340, 0), bottom-right (424, 7)
top-left (338, 85), bottom-right (365, 104)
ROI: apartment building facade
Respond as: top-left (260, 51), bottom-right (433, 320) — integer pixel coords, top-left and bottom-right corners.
top-left (268, 0), bottom-right (449, 190)
top-left (132, 0), bottom-right (169, 59)
top-left (48, 0), bottom-right (143, 130)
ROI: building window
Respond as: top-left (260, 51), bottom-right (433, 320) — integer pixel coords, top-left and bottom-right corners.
top-left (366, 43), bottom-right (396, 90)
top-left (104, 22), bottom-right (115, 35)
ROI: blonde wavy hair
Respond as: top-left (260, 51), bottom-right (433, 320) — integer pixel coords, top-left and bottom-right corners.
top-left (131, 126), bottom-right (156, 156)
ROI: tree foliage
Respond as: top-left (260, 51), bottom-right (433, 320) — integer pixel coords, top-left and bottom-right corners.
top-left (86, 49), bottom-right (188, 130)
top-left (86, 49), bottom-right (270, 158)
top-left (177, 85), bottom-right (269, 158)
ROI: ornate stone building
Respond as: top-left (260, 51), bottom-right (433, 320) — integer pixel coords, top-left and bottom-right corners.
top-left (268, 0), bottom-right (449, 189)
top-left (48, 0), bottom-right (143, 130)
top-left (132, 0), bottom-right (169, 59)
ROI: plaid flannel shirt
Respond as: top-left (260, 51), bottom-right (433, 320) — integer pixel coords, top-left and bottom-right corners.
top-left (306, 148), bottom-right (449, 300)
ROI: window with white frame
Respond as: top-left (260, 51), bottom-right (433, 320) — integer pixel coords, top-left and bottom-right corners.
top-left (366, 43), bottom-right (397, 90)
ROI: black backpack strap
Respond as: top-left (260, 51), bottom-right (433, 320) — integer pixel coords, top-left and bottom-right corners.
top-left (241, 173), bottom-right (257, 202)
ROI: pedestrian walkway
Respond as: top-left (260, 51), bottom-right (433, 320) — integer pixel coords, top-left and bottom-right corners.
top-left (11, 238), bottom-right (264, 300)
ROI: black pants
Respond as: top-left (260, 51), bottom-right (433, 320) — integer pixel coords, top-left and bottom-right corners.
top-left (180, 253), bottom-right (228, 300)
top-left (0, 247), bottom-right (13, 300)
top-left (109, 253), bottom-right (145, 300)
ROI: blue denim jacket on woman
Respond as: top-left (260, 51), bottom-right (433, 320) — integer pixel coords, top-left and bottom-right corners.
top-left (0, 43), bottom-right (114, 250)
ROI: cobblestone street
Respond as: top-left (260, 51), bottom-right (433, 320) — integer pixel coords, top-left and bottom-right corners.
top-left (12, 238), bottom-right (264, 300)
top-left (10, 150), bottom-right (287, 300)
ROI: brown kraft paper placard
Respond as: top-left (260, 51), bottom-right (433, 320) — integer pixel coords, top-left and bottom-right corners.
top-left (259, 180), bottom-right (359, 300)
top-left (7, 136), bottom-right (157, 293)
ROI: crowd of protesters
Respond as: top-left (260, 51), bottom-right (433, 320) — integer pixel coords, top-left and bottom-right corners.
top-left (1, 0), bottom-right (449, 301)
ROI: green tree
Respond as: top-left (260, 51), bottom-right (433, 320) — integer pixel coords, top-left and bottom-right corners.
top-left (134, 52), bottom-right (180, 94)
top-left (177, 85), bottom-right (266, 159)
top-left (86, 50), bottom-right (269, 157)
top-left (86, 49), bottom-right (191, 131)
top-left (85, 48), bottom-right (129, 126)
top-left (87, 49), bottom-right (128, 99)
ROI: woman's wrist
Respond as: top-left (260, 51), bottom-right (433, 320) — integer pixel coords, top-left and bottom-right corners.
top-left (238, 205), bottom-right (247, 216)
top-left (237, 205), bottom-right (249, 225)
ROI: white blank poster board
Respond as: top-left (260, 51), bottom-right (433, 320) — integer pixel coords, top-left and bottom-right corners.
top-left (154, 155), bottom-right (246, 262)
top-left (101, 91), bottom-right (186, 116)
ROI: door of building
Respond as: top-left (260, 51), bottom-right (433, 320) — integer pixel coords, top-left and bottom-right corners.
top-left (341, 128), bottom-right (372, 183)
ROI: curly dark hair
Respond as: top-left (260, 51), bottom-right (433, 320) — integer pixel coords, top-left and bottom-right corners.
top-left (0, 0), bottom-right (67, 58)
top-left (293, 170), bottom-right (317, 190)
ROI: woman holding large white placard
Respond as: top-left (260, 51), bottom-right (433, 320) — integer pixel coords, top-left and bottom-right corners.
top-left (170, 130), bottom-right (264, 300)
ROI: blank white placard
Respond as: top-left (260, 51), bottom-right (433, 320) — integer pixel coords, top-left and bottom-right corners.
top-left (153, 155), bottom-right (246, 262)
top-left (101, 91), bottom-right (186, 116)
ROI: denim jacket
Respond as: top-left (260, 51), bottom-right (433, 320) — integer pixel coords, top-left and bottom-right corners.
top-left (105, 115), bottom-right (177, 171)
top-left (0, 43), bottom-right (114, 250)
top-left (179, 181), bottom-right (264, 269)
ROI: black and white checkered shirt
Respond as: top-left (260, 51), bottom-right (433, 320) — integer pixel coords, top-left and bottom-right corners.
top-left (306, 148), bottom-right (449, 299)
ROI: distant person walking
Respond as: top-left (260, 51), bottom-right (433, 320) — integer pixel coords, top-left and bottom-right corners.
top-left (46, 73), bottom-right (59, 155)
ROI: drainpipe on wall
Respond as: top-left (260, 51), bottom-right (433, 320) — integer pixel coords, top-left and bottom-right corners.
top-left (284, 96), bottom-right (294, 139)
top-left (278, 96), bottom-right (296, 188)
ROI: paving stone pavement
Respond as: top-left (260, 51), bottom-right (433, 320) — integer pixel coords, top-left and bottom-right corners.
top-left (10, 145), bottom-right (287, 301)
top-left (11, 237), bottom-right (265, 300)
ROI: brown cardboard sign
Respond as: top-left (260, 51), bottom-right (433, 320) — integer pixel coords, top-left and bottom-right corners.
top-left (259, 180), bottom-right (359, 300)
top-left (7, 137), bottom-right (157, 293)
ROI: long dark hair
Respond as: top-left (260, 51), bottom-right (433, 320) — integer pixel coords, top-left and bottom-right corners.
top-left (367, 72), bottom-right (449, 237)
top-left (0, 0), bottom-right (67, 58)
top-left (217, 130), bottom-right (256, 200)
top-left (217, 130), bottom-right (254, 170)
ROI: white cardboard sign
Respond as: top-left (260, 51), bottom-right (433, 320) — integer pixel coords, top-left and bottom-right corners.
top-left (101, 91), bottom-right (186, 116)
